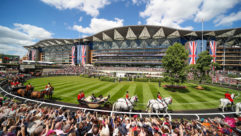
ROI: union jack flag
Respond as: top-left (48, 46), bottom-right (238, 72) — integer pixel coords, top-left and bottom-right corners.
top-left (31, 50), bottom-right (36, 61)
top-left (71, 46), bottom-right (75, 65)
top-left (188, 41), bottom-right (197, 65)
top-left (27, 50), bottom-right (31, 60)
top-left (209, 41), bottom-right (216, 63)
top-left (80, 45), bottom-right (86, 65)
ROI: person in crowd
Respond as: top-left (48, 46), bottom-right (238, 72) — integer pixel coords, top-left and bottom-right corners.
top-left (0, 97), bottom-right (3, 107)
top-left (15, 80), bottom-right (20, 87)
top-left (225, 91), bottom-right (234, 105)
top-left (10, 80), bottom-right (15, 88)
top-left (0, 98), bottom-right (240, 136)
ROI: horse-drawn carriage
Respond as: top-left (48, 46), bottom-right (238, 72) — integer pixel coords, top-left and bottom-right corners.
top-left (9, 85), bottom-right (33, 96)
top-left (8, 84), bottom-right (54, 100)
top-left (79, 95), bottom-right (111, 109)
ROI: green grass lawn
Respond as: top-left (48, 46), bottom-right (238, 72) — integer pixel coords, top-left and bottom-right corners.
top-left (25, 76), bottom-right (241, 111)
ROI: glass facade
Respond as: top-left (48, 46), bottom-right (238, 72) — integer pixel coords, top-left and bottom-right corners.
top-left (42, 45), bottom-right (72, 64)
top-left (92, 38), bottom-right (184, 66)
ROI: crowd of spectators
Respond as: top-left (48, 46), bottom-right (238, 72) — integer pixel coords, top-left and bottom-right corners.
top-left (42, 65), bottom-right (96, 76)
top-left (0, 97), bottom-right (240, 136)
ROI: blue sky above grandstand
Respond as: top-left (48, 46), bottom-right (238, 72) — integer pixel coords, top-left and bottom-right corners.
top-left (0, 0), bottom-right (241, 57)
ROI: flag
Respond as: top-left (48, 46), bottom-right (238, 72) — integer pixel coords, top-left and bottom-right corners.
top-left (209, 41), bottom-right (216, 63)
top-left (32, 50), bottom-right (36, 61)
top-left (77, 45), bottom-right (87, 65)
top-left (80, 45), bottom-right (86, 65)
top-left (71, 46), bottom-right (75, 65)
top-left (189, 41), bottom-right (197, 65)
top-left (27, 50), bottom-right (30, 60)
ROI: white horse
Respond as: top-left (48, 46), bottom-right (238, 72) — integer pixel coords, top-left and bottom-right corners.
top-left (236, 102), bottom-right (241, 115)
top-left (146, 97), bottom-right (172, 113)
top-left (112, 96), bottom-right (138, 112)
top-left (219, 93), bottom-right (236, 112)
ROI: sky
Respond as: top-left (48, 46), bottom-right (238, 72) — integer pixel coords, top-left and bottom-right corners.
top-left (0, 0), bottom-right (241, 57)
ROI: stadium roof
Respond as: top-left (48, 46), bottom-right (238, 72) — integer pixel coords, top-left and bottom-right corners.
top-left (24, 25), bottom-right (241, 49)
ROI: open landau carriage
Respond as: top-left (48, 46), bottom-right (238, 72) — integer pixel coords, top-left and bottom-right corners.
top-left (79, 95), bottom-right (111, 109)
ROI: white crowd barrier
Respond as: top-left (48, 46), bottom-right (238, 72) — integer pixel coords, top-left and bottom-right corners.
top-left (0, 80), bottom-right (240, 121)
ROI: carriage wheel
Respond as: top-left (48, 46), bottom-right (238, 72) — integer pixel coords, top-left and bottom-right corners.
top-left (104, 102), bottom-right (112, 109)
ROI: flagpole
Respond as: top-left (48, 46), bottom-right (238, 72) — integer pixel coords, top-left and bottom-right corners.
top-left (202, 19), bottom-right (204, 52)
top-left (79, 31), bottom-right (80, 66)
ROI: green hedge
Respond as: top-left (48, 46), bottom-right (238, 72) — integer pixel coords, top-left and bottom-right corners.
top-left (134, 78), bottom-right (149, 82)
top-left (100, 77), bottom-right (116, 82)
top-left (80, 74), bottom-right (91, 78)
top-left (149, 78), bottom-right (162, 82)
top-left (120, 77), bottom-right (129, 81)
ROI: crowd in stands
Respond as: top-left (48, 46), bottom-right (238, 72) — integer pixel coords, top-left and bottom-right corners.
top-left (97, 67), bottom-right (164, 72)
top-left (0, 98), bottom-right (240, 136)
top-left (42, 65), bottom-right (96, 76)
top-left (0, 68), bottom-right (19, 75)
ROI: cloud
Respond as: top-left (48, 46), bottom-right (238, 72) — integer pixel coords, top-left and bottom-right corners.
top-left (214, 11), bottom-right (241, 26)
top-left (132, 0), bottom-right (147, 5)
top-left (73, 18), bottom-right (124, 34)
top-left (0, 24), bottom-right (53, 57)
top-left (194, 0), bottom-right (240, 22)
top-left (140, 0), bottom-right (241, 29)
top-left (14, 23), bottom-right (53, 40)
top-left (41, 0), bottom-right (110, 17)
top-left (140, 0), bottom-right (200, 30)
top-left (138, 21), bottom-right (142, 25)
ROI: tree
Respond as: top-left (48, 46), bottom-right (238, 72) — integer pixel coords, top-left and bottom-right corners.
top-left (196, 51), bottom-right (212, 84)
top-left (162, 42), bottom-right (189, 85)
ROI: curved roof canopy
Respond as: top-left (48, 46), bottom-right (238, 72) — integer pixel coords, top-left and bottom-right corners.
top-left (24, 25), bottom-right (241, 49)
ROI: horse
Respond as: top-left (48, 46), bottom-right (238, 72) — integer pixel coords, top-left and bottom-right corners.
top-left (45, 87), bottom-right (54, 100)
top-left (219, 93), bottom-right (237, 112)
top-left (236, 102), bottom-right (241, 115)
top-left (16, 86), bottom-right (34, 98)
top-left (17, 89), bottom-right (26, 97)
top-left (146, 97), bottom-right (172, 113)
top-left (112, 96), bottom-right (138, 112)
top-left (31, 91), bottom-right (45, 100)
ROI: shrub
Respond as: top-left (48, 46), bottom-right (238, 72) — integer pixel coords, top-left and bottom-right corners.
top-left (134, 78), bottom-right (149, 82)
top-left (100, 76), bottom-right (116, 82)
top-left (150, 78), bottom-right (162, 82)
top-left (120, 77), bottom-right (128, 81)
top-left (80, 74), bottom-right (91, 78)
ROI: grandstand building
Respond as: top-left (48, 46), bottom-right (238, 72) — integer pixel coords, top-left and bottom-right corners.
top-left (24, 25), bottom-right (241, 70)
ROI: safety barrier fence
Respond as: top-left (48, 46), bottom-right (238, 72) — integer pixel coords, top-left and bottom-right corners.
top-left (0, 80), bottom-right (240, 121)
